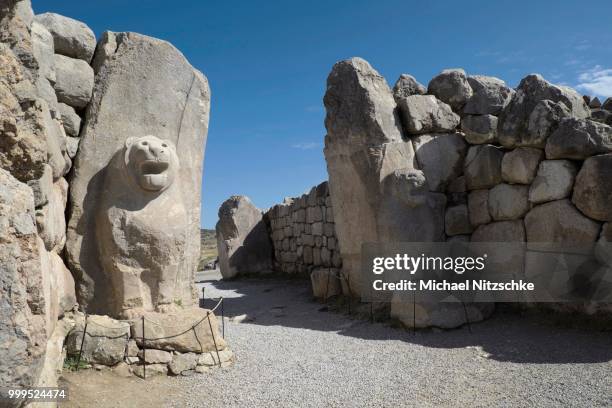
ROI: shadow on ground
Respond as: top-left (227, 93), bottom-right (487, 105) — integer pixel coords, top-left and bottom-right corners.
top-left (197, 272), bottom-right (612, 366)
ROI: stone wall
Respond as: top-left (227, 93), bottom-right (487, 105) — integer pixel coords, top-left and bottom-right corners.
top-left (322, 57), bottom-right (612, 328)
top-left (264, 182), bottom-right (343, 289)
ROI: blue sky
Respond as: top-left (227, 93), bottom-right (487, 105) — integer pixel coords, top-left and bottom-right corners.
top-left (36, 0), bottom-right (612, 228)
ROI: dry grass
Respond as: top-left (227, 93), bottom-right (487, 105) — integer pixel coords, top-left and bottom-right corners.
top-left (199, 229), bottom-right (218, 270)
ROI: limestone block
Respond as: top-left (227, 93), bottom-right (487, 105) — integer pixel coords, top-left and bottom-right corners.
top-left (546, 118), bottom-right (612, 160)
top-left (524, 200), bottom-right (600, 243)
top-left (397, 95), bottom-right (459, 134)
top-left (34, 12), bottom-right (96, 62)
top-left (464, 145), bottom-right (503, 190)
top-left (488, 184), bottom-right (530, 221)
top-left (412, 133), bottom-right (467, 192)
top-left (427, 68), bottom-right (473, 111)
top-left (445, 204), bottom-right (473, 236)
top-left (572, 154), bottom-right (612, 221)
top-left (467, 189), bottom-right (491, 227)
top-left (529, 160), bottom-right (577, 204)
top-left (463, 75), bottom-right (513, 115)
top-left (461, 114), bottom-right (497, 144)
top-left (501, 147), bottom-right (543, 184)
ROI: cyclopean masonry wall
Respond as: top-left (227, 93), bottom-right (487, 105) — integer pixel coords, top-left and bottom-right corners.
top-left (216, 182), bottom-right (344, 298)
top-left (323, 57), bottom-right (612, 329)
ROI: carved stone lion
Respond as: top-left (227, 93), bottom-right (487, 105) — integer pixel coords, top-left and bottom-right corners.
top-left (96, 135), bottom-right (189, 318)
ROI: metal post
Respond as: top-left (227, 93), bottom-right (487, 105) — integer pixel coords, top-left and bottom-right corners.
top-left (142, 316), bottom-right (146, 379)
top-left (76, 315), bottom-right (88, 371)
top-left (207, 313), bottom-right (222, 368)
top-left (221, 299), bottom-right (225, 339)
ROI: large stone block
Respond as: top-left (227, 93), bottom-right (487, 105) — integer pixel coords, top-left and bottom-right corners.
top-left (463, 75), bottom-right (514, 115)
top-left (323, 57), bottom-right (415, 294)
top-left (467, 189), bottom-right (491, 227)
top-left (525, 100), bottom-right (571, 148)
top-left (524, 200), bottom-right (600, 243)
top-left (392, 73), bottom-right (426, 100)
top-left (391, 297), bottom-right (493, 329)
top-left (0, 168), bottom-right (48, 394)
top-left (396, 95), bottom-right (459, 134)
top-left (427, 68), bottom-right (473, 111)
top-left (545, 118), bottom-right (612, 160)
top-left (131, 308), bottom-right (226, 353)
top-left (58, 102), bottom-right (81, 137)
top-left (461, 114), bottom-right (497, 144)
top-left (501, 147), bottom-right (543, 184)
top-left (471, 220), bottom-right (525, 242)
top-left (464, 145), bottom-right (503, 190)
top-left (217, 196), bottom-right (273, 279)
top-left (34, 12), bottom-right (96, 62)
top-left (310, 268), bottom-right (341, 299)
top-left (412, 133), bottom-right (467, 192)
top-left (572, 154), bottom-right (612, 221)
top-left (445, 204), bottom-right (473, 236)
top-left (66, 32), bottom-right (210, 315)
top-left (65, 314), bottom-right (130, 366)
top-left (53, 54), bottom-right (94, 109)
top-left (488, 184), bottom-right (530, 221)
top-left (498, 74), bottom-right (590, 148)
top-left (529, 160), bottom-right (577, 204)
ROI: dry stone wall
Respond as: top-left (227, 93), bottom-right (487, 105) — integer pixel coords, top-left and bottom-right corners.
top-left (322, 57), bottom-right (612, 328)
top-left (264, 182), bottom-right (343, 296)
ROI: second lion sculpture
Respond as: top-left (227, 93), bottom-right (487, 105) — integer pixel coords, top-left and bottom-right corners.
top-left (96, 135), bottom-right (191, 318)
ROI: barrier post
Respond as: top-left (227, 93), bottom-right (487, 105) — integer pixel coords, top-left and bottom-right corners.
top-left (221, 299), bottom-right (225, 339)
top-left (206, 312), bottom-right (222, 368)
top-left (142, 316), bottom-right (146, 379)
top-left (76, 315), bottom-right (88, 371)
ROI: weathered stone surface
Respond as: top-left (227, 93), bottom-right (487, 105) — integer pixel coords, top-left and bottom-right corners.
top-left (603, 97), bottom-right (612, 112)
top-left (412, 133), bottom-right (467, 192)
top-left (445, 204), bottom-right (473, 236)
top-left (427, 68), bottom-right (473, 111)
top-left (31, 21), bottom-right (58, 113)
top-left (501, 147), bottom-right (543, 184)
top-left (464, 145), bottom-right (503, 190)
top-left (36, 177), bottom-right (67, 253)
top-left (488, 184), bottom-right (530, 221)
top-left (461, 114), bottom-right (497, 144)
top-left (589, 97), bottom-right (602, 109)
top-left (463, 75), bottom-right (514, 115)
top-left (197, 348), bottom-right (234, 368)
top-left (65, 135), bottom-right (79, 158)
top-left (377, 169), bottom-right (446, 243)
top-left (397, 95), bottom-right (459, 134)
top-left (168, 352), bottom-right (198, 375)
top-left (53, 54), bottom-right (93, 109)
top-left (591, 108), bottom-right (612, 126)
top-left (27, 163), bottom-right (52, 208)
top-left (65, 314), bottom-right (130, 366)
top-left (0, 43), bottom-right (48, 182)
top-left (216, 196), bottom-right (273, 279)
top-left (498, 74), bottom-right (590, 148)
top-left (595, 223), bottom-right (612, 267)
top-left (40, 98), bottom-right (70, 179)
top-left (323, 57), bottom-right (415, 294)
top-left (467, 189), bottom-right (491, 227)
top-left (66, 32), bottom-right (210, 314)
top-left (529, 160), bottom-right (577, 204)
top-left (133, 363), bottom-right (167, 378)
top-left (392, 74), bottom-right (426, 100)
top-left (391, 296), bottom-right (493, 329)
top-left (35, 316), bottom-right (76, 391)
top-left (58, 102), bottom-right (81, 137)
top-left (131, 308), bottom-right (226, 353)
top-left (471, 220), bottom-right (526, 242)
top-left (525, 200), bottom-right (600, 243)
top-left (572, 154), bottom-right (612, 221)
top-left (138, 349), bottom-right (172, 364)
top-left (0, 168), bottom-right (48, 394)
top-left (545, 118), bottom-right (612, 160)
top-left (524, 100), bottom-right (572, 148)
top-left (310, 268), bottom-right (341, 299)
top-left (34, 12), bottom-right (96, 62)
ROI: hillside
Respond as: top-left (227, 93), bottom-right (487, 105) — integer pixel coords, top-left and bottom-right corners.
top-left (199, 229), bottom-right (218, 270)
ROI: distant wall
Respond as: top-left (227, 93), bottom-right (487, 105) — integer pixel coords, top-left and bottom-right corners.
top-left (264, 181), bottom-right (342, 276)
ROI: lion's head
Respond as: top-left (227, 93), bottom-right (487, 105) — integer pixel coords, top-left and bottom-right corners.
top-left (124, 135), bottom-right (179, 192)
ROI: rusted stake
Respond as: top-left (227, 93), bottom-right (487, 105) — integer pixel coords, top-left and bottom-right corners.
top-left (76, 315), bottom-right (88, 371)
top-left (142, 316), bottom-right (146, 379)
top-left (207, 312), bottom-right (222, 368)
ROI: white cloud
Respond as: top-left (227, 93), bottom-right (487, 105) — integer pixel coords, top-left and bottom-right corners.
top-left (576, 65), bottom-right (612, 97)
top-left (292, 142), bottom-right (322, 150)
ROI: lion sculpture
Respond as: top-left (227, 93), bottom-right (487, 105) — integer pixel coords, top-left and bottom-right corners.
top-left (96, 135), bottom-right (190, 318)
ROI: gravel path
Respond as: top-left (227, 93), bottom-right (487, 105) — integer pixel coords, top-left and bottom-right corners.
top-left (160, 271), bottom-right (612, 408)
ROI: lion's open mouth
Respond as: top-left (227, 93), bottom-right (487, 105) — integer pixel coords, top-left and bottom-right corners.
top-left (139, 160), bottom-right (169, 175)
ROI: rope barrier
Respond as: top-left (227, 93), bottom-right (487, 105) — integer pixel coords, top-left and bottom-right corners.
top-left (73, 298), bottom-right (226, 379)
